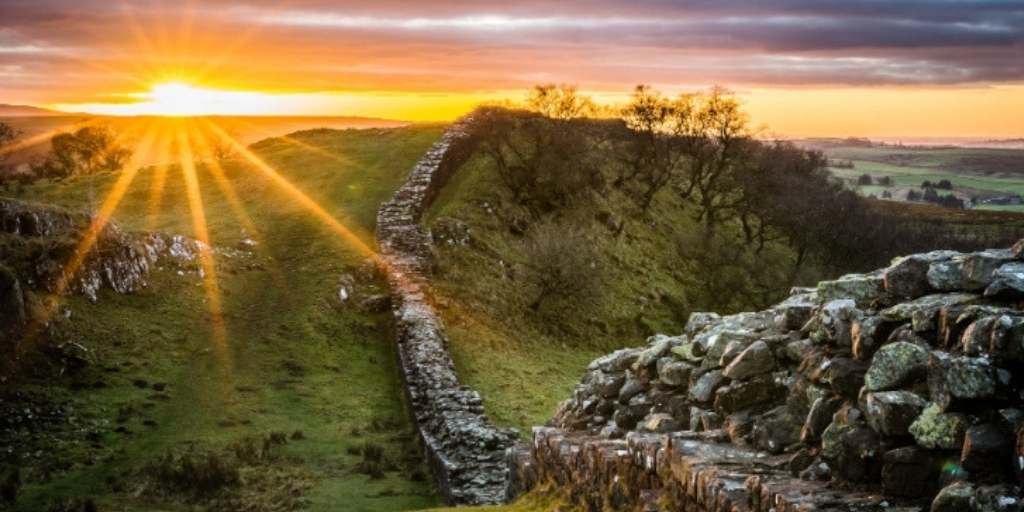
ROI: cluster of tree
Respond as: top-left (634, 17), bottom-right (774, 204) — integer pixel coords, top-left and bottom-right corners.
top-left (831, 159), bottom-right (855, 169)
top-left (856, 174), bottom-right (891, 186)
top-left (33, 125), bottom-right (132, 180)
top-left (906, 188), bottom-right (964, 208)
top-left (472, 84), bottom-right (1001, 315)
top-left (922, 179), bottom-right (953, 189)
top-left (0, 122), bottom-right (134, 192)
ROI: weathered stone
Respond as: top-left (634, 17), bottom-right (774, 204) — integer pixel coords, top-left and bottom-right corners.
top-left (774, 290), bottom-right (818, 331)
top-left (821, 422), bottom-right (853, 461)
top-left (961, 424), bottom-right (1012, 480)
top-left (779, 337), bottom-right (813, 363)
top-left (721, 340), bottom-right (775, 381)
top-left (789, 448), bottom-right (816, 476)
top-left (960, 316), bottom-right (999, 356)
top-left (852, 316), bottom-right (899, 362)
top-left (928, 256), bottom-right (967, 291)
top-left (882, 446), bottom-right (940, 500)
top-left (931, 481), bottom-right (975, 512)
top-left (713, 373), bottom-right (787, 414)
top-left (974, 485), bottom-right (1024, 512)
top-left (750, 406), bottom-right (799, 454)
top-left (829, 357), bottom-right (867, 399)
top-left (985, 262), bottom-right (1024, 299)
top-left (817, 272), bottom-right (886, 308)
top-left (613, 403), bottom-right (652, 430)
top-left (658, 361), bottom-right (694, 388)
top-left (618, 378), bottom-right (648, 403)
top-left (863, 390), bottom-right (927, 436)
top-left (801, 396), bottom-right (845, 444)
top-left (588, 370), bottom-right (627, 399)
top-left (642, 413), bottom-right (681, 433)
top-left (835, 426), bottom-right (884, 482)
top-left (669, 342), bottom-right (703, 364)
top-left (927, 352), bottom-right (998, 411)
top-left (885, 253), bottom-right (945, 299)
top-left (910, 403), bottom-right (970, 449)
top-left (588, 347), bottom-right (642, 374)
top-left (1017, 427), bottom-right (1024, 487)
top-left (688, 369), bottom-right (725, 403)
top-left (880, 293), bottom-right (979, 332)
top-left (811, 299), bottom-right (861, 346)
top-left (684, 312), bottom-right (721, 336)
top-left (717, 340), bottom-right (749, 367)
top-left (963, 249), bottom-right (1013, 291)
top-left (990, 315), bottom-right (1024, 363)
top-left (634, 337), bottom-right (672, 370)
top-left (864, 341), bottom-right (929, 391)
top-left (701, 330), bottom-right (759, 368)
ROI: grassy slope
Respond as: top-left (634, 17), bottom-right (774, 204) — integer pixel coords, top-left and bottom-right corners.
top-left (5, 125), bottom-right (447, 511)
top-left (423, 152), bottom-right (701, 435)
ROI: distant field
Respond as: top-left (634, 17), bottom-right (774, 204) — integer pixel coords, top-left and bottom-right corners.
top-left (797, 138), bottom-right (1024, 206)
top-left (1, 114), bottom-right (409, 168)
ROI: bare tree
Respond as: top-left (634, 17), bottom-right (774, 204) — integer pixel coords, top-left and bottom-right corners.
top-left (522, 218), bottom-right (604, 311)
top-left (526, 83), bottom-right (597, 119)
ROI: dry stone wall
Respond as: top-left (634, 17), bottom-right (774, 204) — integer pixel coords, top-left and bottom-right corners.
top-left (376, 117), bottom-right (520, 506)
top-left (509, 242), bottom-right (1024, 511)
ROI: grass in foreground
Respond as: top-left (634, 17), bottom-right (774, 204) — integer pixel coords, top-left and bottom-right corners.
top-left (4, 124), bottom-right (447, 511)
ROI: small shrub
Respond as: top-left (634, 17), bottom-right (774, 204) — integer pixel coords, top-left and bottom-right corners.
top-left (42, 497), bottom-right (97, 512)
top-left (138, 447), bottom-right (240, 499)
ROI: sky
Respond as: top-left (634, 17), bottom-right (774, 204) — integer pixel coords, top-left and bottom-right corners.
top-left (2, 0), bottom-right (1024, 137)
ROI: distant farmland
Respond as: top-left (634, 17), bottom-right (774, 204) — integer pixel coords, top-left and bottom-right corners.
top-left (797, 138), bottom-right (1024, 212)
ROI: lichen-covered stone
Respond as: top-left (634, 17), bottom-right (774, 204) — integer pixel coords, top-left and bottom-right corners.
top-left (928, 256), bottom-right (967, 291)
top-left (658, 361), bottom-right (694, 388)
top-left (909, 403), bottom-right (970, 449)
top-left (817, 272), bottom-right (886, 308)
top-left (927, 352), bottom-right (998, 411)
top-left (851, 316), bottom-right (899, 362)
top-left (864, 341), bottom-right (929, 391)
top-left (880, 293), bottom-right (979, 332)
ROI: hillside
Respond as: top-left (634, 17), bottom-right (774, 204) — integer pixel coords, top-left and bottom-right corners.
top-left (1, 125), bottom-right (447, 511)
top-left (0, 105), bottom-right (69, 117)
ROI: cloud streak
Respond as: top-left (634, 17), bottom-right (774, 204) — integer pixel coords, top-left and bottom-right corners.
top-left (1, 0), bottom-right (1023, 106)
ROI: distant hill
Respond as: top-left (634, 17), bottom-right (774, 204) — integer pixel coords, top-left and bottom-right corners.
top-left (0, 104), bottom-right (70, 116)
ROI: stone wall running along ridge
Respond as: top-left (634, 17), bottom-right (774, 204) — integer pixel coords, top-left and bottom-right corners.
top-left (508, 241), bottom-right (1024, 511)
top-left (376, 115), bottom-right (520, 505)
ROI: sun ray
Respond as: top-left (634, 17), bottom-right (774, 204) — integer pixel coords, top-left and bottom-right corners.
top-left (186, 119), bottom-right (266, 248)
top-left (203, 121), bottom-right (380, 257)
top-left (173, 123), bottom-right (233, 378)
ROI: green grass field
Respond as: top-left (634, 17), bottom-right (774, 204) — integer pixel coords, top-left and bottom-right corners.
top-left (4, 124), bottom-right (448, 511)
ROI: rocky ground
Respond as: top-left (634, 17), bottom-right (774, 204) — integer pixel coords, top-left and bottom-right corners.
top-left (510, 241), bottom-right (1024, 511)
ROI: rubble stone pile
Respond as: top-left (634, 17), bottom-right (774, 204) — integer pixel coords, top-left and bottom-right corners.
top-left (509, 243), bottom-right (1024, 511)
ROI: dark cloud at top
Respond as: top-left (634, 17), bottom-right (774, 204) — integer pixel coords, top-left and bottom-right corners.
top-left (1, 0), bottom-right (1023, 102)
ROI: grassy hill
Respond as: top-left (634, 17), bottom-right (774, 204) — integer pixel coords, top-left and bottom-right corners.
top-left (2, 124), bottom-right (446, 511)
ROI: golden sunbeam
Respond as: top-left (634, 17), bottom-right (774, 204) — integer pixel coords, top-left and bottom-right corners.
top-left (227, 117), bottom-right (369, 169)
top-left (187, 119), bottom-right (266, 248)
top-left (173, 124), bottom-right (232, 381)
top-left (204, 122), bottom-right (379, 257)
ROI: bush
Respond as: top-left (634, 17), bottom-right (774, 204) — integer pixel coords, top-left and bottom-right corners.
top-left (521, 218), bottom-right (604, 312)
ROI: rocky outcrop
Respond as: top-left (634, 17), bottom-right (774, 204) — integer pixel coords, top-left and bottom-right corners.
top-left (510, 244), bottom-right (1024, 511)
top-left (376, 116), bottom-right (519, 505)
top-left (0, 199), bottom-right (201, 305)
